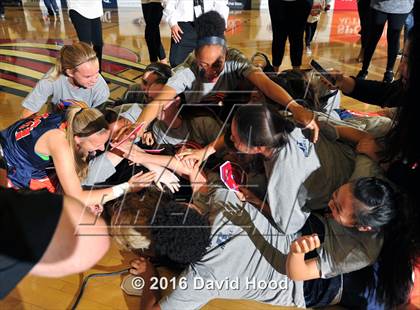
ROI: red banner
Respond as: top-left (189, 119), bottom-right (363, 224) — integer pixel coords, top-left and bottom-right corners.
top-left (334, 0), bottom-right (357, 11)
top-left (329, 10), bottom-right (387, 43)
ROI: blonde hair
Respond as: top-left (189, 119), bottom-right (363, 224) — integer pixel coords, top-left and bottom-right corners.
top-left (65, 106), bottom-right (109, 180)
top-left (108, 189), bottom-right (172, 252)
top-left (48, 42), bottom-right (98, 80)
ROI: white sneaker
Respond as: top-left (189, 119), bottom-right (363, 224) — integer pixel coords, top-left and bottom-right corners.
top-left (306, 46), bottom-right (312, 55)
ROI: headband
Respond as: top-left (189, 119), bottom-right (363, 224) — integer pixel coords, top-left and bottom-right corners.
top-left (74, 55), bottom-right (98, 69)
top-left (197, 36), bottom-right (226, 49)
top-left (75, 115), bottom-right (109, 137)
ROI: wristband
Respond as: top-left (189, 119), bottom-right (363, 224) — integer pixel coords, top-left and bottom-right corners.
top-left (112, 182), bottom-right (130, 198)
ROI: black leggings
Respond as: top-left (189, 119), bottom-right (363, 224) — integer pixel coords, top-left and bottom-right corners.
top-left (69, 9), bottom-right (103, 71)
top-left (357, 0), bottom-right (371, 49)
top-left (169, 22), bottom-right (197, 67)
top-left (268, 0), bottom-right (312, 67)
top-left (362, 9), bottom-right (408, 72)
top-left (305, 22), bottom-right (318, 46)
top-left (142, 2), bottom-right (166, 62)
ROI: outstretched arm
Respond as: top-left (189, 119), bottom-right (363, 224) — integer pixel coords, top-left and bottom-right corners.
top-left (20, 78), bottom-right (54, 119)
top-left (114, 142), bottom-right (192, 176)
top-left (335, 125), bottom-right (372, 144)
top-left (130, 85), bottom-right (177, 136)
top-left (176, 133), bottom-right (226, 168)
top-left (247, 71), bottom-right (319, 142)
top-left (45, 130), bottom-right (155, 206)
top-left (20, 108), bottom-right (37, 119)
top-left (31, 195), bottom-right (110, 277)
top-left (335, 125), bottom-right (383, 162)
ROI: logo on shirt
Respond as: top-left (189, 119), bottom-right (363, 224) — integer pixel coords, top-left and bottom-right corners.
top-left (15, 113), bottom-right (49, 141)
top-left (215, 229), bottom-right (237, 250)
top-left (296, 139), bottom-right (311, 157)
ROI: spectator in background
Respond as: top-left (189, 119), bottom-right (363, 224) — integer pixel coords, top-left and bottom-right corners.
top-left (142, 0), bottom-right (167, 64)
top-left (43, 0), bottom-right (59, 18)
top-left (356, 0), bottom-right (371, 62)
top-left (403, 10), bottom-right (414, 47)
top-left (357, 0), bottom-right (414, 82)
top-left (0, 0), bottom-right (5, 19)
top-left (305, 0), bottom-right (330, 55)
top-left (162, 0), bottom-right (229, 67)
top-left (68, 0), bottom-right (104, 72)
top-left (268, 0), bottom-right (313, 72)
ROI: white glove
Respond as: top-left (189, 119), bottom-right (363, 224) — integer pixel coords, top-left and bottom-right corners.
top-left (143, 163), bottom-right (181, 193)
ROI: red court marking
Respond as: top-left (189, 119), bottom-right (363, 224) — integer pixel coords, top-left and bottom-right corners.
top-left (0, 55), bottom-right (52, 73)
top-left (0, 71), bottom-right (37, 87)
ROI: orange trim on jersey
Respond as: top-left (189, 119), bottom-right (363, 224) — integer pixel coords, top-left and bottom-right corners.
top-left (5, 176), bottom-right (57, 193)
top-left (59, 121), bottom-right (67, 131)
top-left (29, 177), bottom-right (58, 193)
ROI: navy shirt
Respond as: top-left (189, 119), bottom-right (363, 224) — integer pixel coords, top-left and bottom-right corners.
top-left (0, 113), bottom-right (65, 188)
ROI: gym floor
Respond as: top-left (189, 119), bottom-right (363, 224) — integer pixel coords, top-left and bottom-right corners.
top-left (0, 5), bottom-right (417, 310)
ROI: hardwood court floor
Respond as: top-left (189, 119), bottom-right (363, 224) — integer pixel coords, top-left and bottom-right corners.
top-left (0, 6), bottom-right (418, 310)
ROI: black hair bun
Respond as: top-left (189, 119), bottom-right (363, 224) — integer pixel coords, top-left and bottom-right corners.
top-left (196, 11), bottom-right (226, 39)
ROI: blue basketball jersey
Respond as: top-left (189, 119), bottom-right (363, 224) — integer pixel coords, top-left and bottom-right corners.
top-left (0, 113), bottom-right (66, 188)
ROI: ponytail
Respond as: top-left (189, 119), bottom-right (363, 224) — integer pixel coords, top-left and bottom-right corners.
top-left (351, 177), bottom-right (419, 308)
top-left (376, 193), bottom-right (419, 307)
top-left (234, 104), bottom-right (295, 149)
top-left (46, 42), bottom-right (98, 81)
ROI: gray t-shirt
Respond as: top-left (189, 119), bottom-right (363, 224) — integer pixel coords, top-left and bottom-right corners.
top-left (316, 214), bottom-right (383, 278)
top-left (160, 173), bottom-right (383, 309)
top-left (22, 72), bottom-right (109, 112)
top-left (166, 48), bottom-right (260, 104)
top-left (160, 173), bottom-right (306, 309)
top-left (371, 0), bottom-right (413, 14)
top-left (115, 103), bottom-right (143, 123)
top-left (264, 122), bottom-right (355, 234)
top-left (105, 103), bottom-right (223, 147)
top-left (152, 116), bottom-right (222, 147)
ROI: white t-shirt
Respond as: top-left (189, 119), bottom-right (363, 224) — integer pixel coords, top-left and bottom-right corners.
top-left (67, 0), bottom-right (104, 19)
